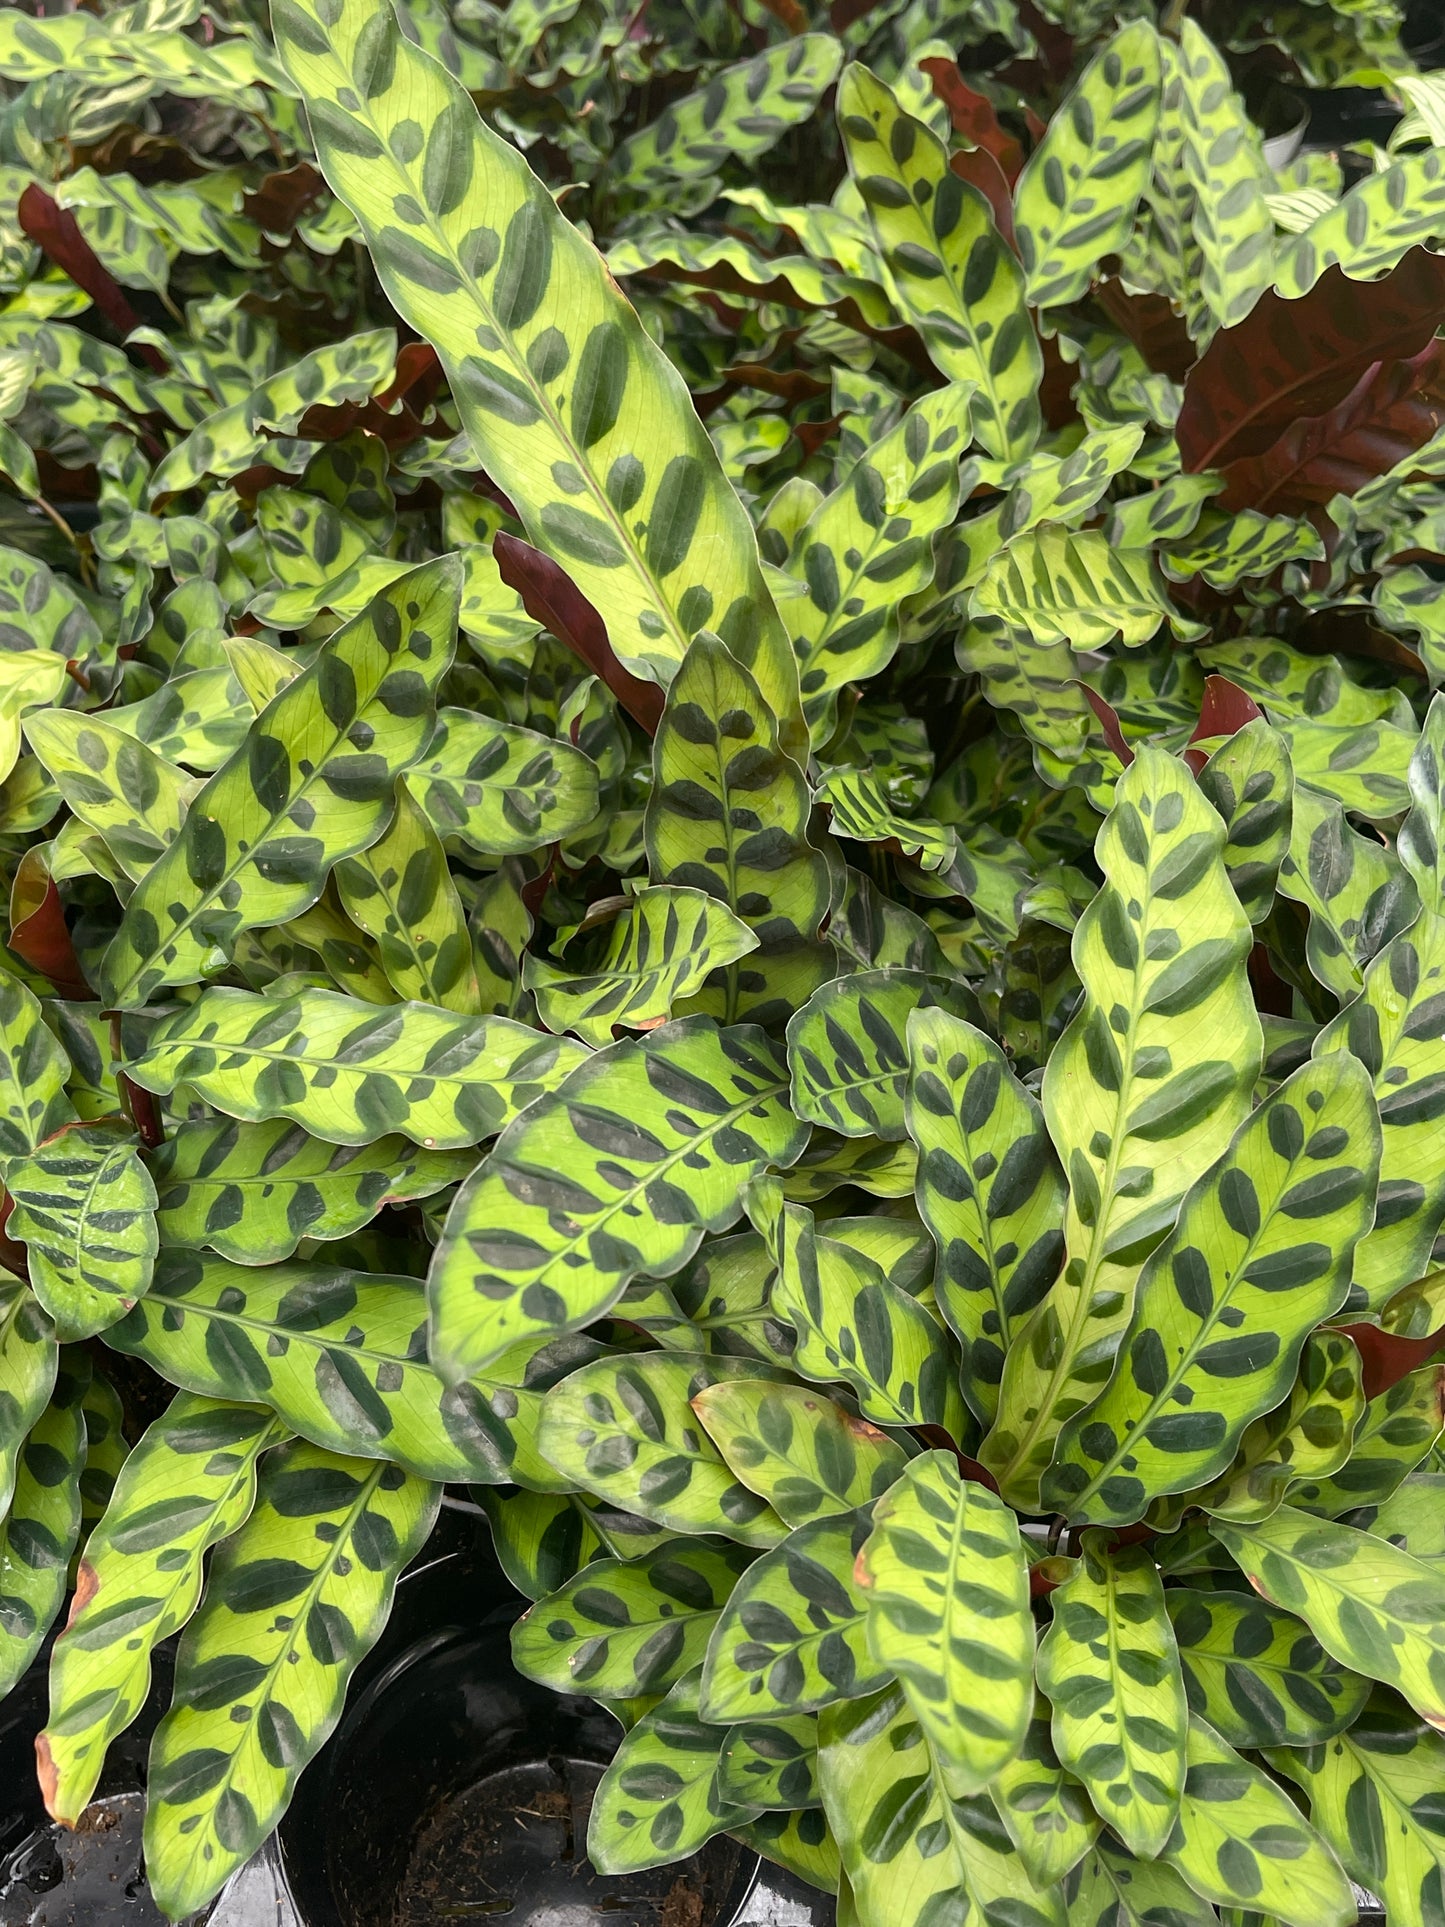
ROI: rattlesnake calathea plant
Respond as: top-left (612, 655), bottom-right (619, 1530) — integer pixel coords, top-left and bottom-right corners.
top-left (3, 0), bottom-right (1445, 1919)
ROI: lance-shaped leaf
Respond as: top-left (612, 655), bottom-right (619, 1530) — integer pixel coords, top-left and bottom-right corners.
top-left (1200, 1329), bottom-right (1365, 1523)
top-left (1036, 1535), bottom-right (1188, 1860)
top-left (525, 887), bottom-right (758, 1047)
top-left (99, 560), bottom-right (459, 1010)
top-left (1400, 691), bottom-right (1445, 911)
top-left (1276, 782), bottom-right (1417, 1003)
top-left (789, 969), bottom-right (979, 1143)
top-left (404, 708), bottom-right (599, 858)
top-left (1269, 1686), bottom-right (1445, 1925)
top-left (644, 632), bottom-right (831, 1027)
top-left (973, 528), bottom-right (1190, 654)
top-left (537, 1351), bottom-right (788, 1547)
top-left (701, 1509), bottom-right (884, 1720)
top-left (718, 1716), bottom-right (819, 1811)
top-left (1166, 1586), bottom-right (1370, 1750)
top-left (1158, 1715), bottom-right (1353, 1927)
top-left (988, 1695), bottom-right (1099, 1889)
top-left (905, 1006), bottom-right (1065, 1423)
top-left (816, 769), bottom-right (957, 873)
top-left (272, 0), bottom-right (802, 746)
top-left (984, 745), bottom-right (1259, 1510)
top-left (612, 36), bottom-right (841, 197)
top-left (955, 613), bottom-right (1100, 785)
top-left (1212, 1506), bottom-right (1445, 1728)
top-left (1045, 1054), bottom-right (1380, 1524)
top-left (691, 1380), bottom-right (908, 1529)
top-left (141, 1444), bottom-right (437, 1920)
top-left (1290, 1363), bottom-right (1445, 1517)
top-left (1, 1280), bottom-right (57, 1520)
top-left (1277, 154), bottom-right (1445, 298)
top-left (786, 382), bottom-right (976, 731)
top-left (1195, 717), bottom-right (1293, 925)
top-left (427, 1018), bottom-right (806, 1381)
top-left (152, 1118), bottom-right (472, 1267)
top-left (333, 783), bottom-right (479, 1012)
top-left (24, 709), bottom-right (194, 883)
top-left (5, 1126), bottom-right (158, 1342)
top-left (129, 985), bottom-right (583, 1152)
top-left (1013, 22), bottom-right (1162, 310)
top-left (1069, 1836), bottom-right (1217, 1927)
top-left (749, 1184), bottom-right (968, 1436)
top-left (1172, 20), bottom-right (1275, 339)
top-left (858, 1452), bottom-right (1032, 1796)
top-left (104, 1250), bottom-right (591, 1491)
top-left (0, 966), bottom-right (73, 1158)
top-left (838, 66), bottom-right (1039, 461)
top-left (37, 1395), bottom-right (288, 1827)
top-left (75, 1368), bottom-right (128, 1564)
top-left (587, 1669), bottom-right (747, 1875)
top-left (819, 1684), bottom-right (1065, 1927)
top-left (512, 1538), bottom-right (754, 1700)
top-left (0, 1362), bottom-right (85, 1697)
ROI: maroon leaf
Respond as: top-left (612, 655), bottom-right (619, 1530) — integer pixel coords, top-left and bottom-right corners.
top-left (1216, 343), bottom-right (1445, 512)
top-left (243, 161), bottom-right (325, 235)
top-left (920, 56), bottom-right (1025, 180)
top-left (1177, 248), bottom-right (1445, 474)
top-left (494, 532), bottom-right (664, 734)
top-left (1183, 675), bottom-right (1263, 773)
top-left (949, 147), bottom-right (1017, 252)
top-left (1338, 1326), bottom-right (1445, 1403)
top-left (0, 1190), bottom-right (28, 1284)
top-left (17, 185), bottom-right (166, 375)
top-left (1079, 685), bottom-right (1133, 765)
top-left (1095, 281), bottom-right (1197, 384)
top-left (10, 854), bottom-right (90, 1000)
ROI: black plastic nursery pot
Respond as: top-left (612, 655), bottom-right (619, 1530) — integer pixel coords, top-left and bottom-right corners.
top-left (1, 1508), bottom-right (834, 1927)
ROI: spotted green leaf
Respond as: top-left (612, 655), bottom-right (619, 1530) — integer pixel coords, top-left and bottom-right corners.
top-left (1276, 148), bottom-right (1445, 297)
top-left (1291, 1363), bottom-right (1445, 1517)
top-left (786, 381), bottom-right (977, 734)
top-left (0, 545), bottom-right (102, 664)
top-left (428, 1018), bottom-right (806, 1381)
top-left (141, 1444), bottom-right (437, 1920)
top-left (0, 966), bottom-right (74, 1159)
top-left (1045, 1054), bottom-right (1379, 1525)
top-left (129, 985), bottom-right (582, 1151)
top-left (537, 1351), bottom-right (789, 1547)
top-left (1158, 1715), bottom-right (1353, 1927)
top-left (690, 1380), bottom-right (909, 1529)
top-left (404, 707), bottom-right (599, 859)
top-left (1195, 718), bottom-right (1293, 925)
top-left (748, 1184), bottom-right (967, 1436)
top-left (1200, 1330), bottom-right (1365, 1524)
top-left (38, 1395), bottom-right (288, 1827)
top-left (99, 559), bottom-right (459, 1010)
top-left (476, 1488), bottom-right (604, 1601)
top-left (0, 1280), bottom-right (57, 1522)
top-left (985, 745), bottom-right (1260, 1510)
top-left (1316, 909), bottom-right (1445, 1315)
top-left (5, 1125), bottom-right (158, 1343)
top-left (273, 0), bottom-right (803, 742)
top-left (151, 1117), bottom-right (472, 1266)
top-left (0, 1360), bottom-right (86, 1697)
top-left (23, 710), bottom-right (194, 884)
top-left (973, 527), bottom-right (1190, 655)
top-left (905, 1006), bottom-right (1065, 1424)
top-left (819, 1683), bottom-right (1065, 1927)
top-left (1268, 1686), bottom-right (1445, 1925)
top-left (1362, 1472), bottom-right (1445, 1569)
top-left (987, 1695), bottom-right (1100, 1889)
top-left (1212, 1507), bottom-right (1445, 1729)
top-left (788, 968), bottom-right (979, 1143)
top-left (1068, 1836), bottom-right (1217, 1927)
top-left (700, 1510), bottom-right (884, 1720)
top-left (738, 1807), bottom-right (841, 1893)
top-left (587, 1668), bottom-right (748, 1875)
top-left (525, 887), bottom-right (758, 1047)
top-left (858, 1452), bottom-right (1032, 1796)
top-left (838, 65), bottom-right (1041, 461)
top-left (333, 782), bottom-right (480, 1013)
top-left (75, 1368), bottom-right (128, 1566)
top-left (1171, 21), bottom-right (1275, 338)
top-left (1167, 1587), bottom-right (1370, 1751)
top-left (104, 1249), bottom-right (590, 1491)
top-left (816, 768), bottom-right (957, 872)
top-left (1276, 782), bottom-right (1417, 1003)
top-left (955, 612), bottom-right (1099, 783)
top-left (1036, 1535), bottom-right (1187, 1859)
top-left (718, 1715), bottom-right (819, 1811)
top-left (512, 1537), bottom-right (754, 1699)
top-left (1013, 23), bottom-right (1162, 310)
top-left (644, 631), bottom-right (831, 1026)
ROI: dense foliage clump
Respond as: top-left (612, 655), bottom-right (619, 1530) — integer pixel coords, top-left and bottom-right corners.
top-left (1, 0), bottom-right (1445, 1919)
